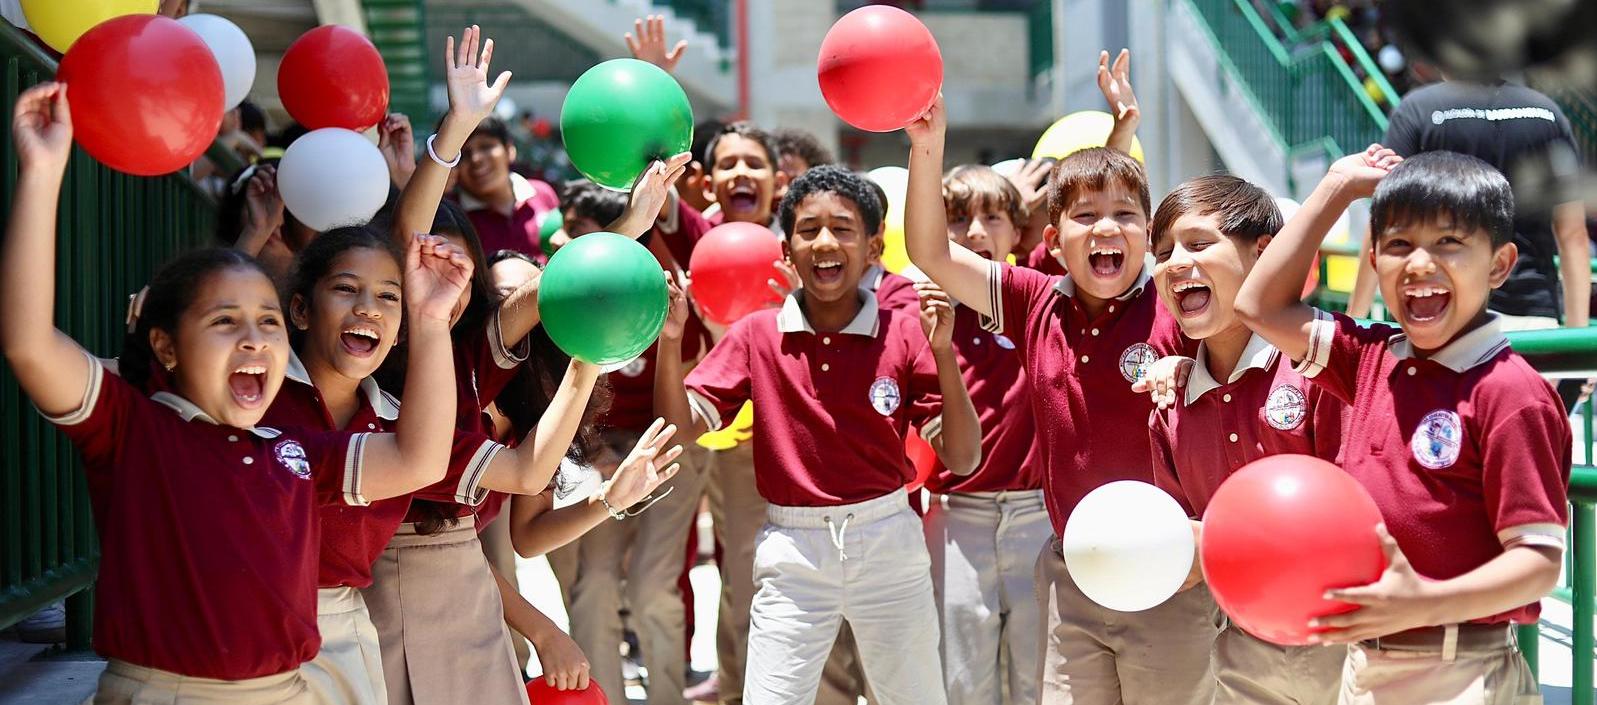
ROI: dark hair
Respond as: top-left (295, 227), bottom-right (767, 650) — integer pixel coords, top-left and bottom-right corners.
top-left (490, 249), bottom-right (537, 267)
top-left (1371, 151), bottom-right (1514, 249)
top-left (1149, 175), bottom-right (1282, 249)
top-left (703, 121), bottom-right (779, 172)
top-left (469, 116), bottom-right (515, 149)
top-left (429, 200), bottom-right (498, 336)
top-left (690, 119), bottom-right (725, 167)
top-left (1046, 147), bottom-right (1151, 227)
top-left (268, 123), bottom-right (308, 151)
top-left (861, 174), bottom-right (889, 235)
top-left (559, 180), bottom-right (628, 226)
top-left (494, 327), bottom-right (609, 466)
top-left (774, 128), bottom-right (835, 170)
top-left (779, 165), bottom-right (883, 237)
top-left (284, 226), bottom-right (403, 349)
top-left (944, 164), bottom-right (1027, 230)
top-left (122, 249), bottom-right (275, 390)
top-left (237, 100), bottom-right (266, 136)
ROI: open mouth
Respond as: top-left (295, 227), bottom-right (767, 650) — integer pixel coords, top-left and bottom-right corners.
top-left (1172, 280), bottom-right (1212, 317)
top-left (340, 326), bottom-right (381, 358)
top-left (1402, 284), bottom-right (1451, 323)
top-left (1088, 246), bottom-right (1125, 279)
top-left (811, 259), bottom-right (845, 287)
top-left (229, 364), bottom-right (268, 409)
top-left (972, 248), bottom-right (993, 260)
top-left (725, 183), bottom-right (759, 215)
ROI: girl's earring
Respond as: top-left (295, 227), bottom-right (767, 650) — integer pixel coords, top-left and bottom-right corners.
top-left (164, 361), bottom-right (176, 372)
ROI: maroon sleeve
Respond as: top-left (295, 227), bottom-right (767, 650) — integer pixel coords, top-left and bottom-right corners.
top-left (902, 317), bottom-right (945, 431)
top-left (875, 273), bottom-right (921, 313)
top-left (1480, 382), bottom-right (1571, 550)
top-left (44, 354), bottom-right (135, 476)
top-left (683, 318), bottom-right (755, 431)
top-left (412, 430), bottom-right (505, 506)
top-left (1294, 310), bottom-right (1395, 404)
top-left (980, 260), bottom-right (1058, 341)
top-left (288, 428), bottom-right (365, 507)
top-left (461, 309), bottom-right (531, 412)
top-left (1024, 241), bottom-right (1065, 276)
top-left (1148, 409), bottom-right (1196, 517)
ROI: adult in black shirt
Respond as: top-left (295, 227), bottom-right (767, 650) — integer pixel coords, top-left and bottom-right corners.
top-left (1348, 79), bottom-right (1589, 329)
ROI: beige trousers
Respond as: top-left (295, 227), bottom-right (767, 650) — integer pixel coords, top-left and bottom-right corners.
top-left (94, 660), bottom-right (313, 705)
top-left (1035, 537), bottom-right (1220, 705)
top-left (1215, 625), bottom-right (1344, 705)
top-left (1339, 639), bottom-right (1540, 705)
top-left (303, 587), bottom-right (389, 705)
top-left (557, 441), bottom-right (710, 705)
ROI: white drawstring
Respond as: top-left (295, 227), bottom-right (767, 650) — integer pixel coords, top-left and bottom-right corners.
top-left (823, 513), bottom-right (854, 562)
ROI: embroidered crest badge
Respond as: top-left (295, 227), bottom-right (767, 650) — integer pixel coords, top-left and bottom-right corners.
top-left (1119, 343), bottom-right (1158, 383)
top-left (274, 440), bottom-right (312, 479)
top-left (1264, 384), bottom-right (1308, 431)
top-left (1411, 410), bottom-right (1463, 470)
top-left (869, 376), bottom-right (902, 416)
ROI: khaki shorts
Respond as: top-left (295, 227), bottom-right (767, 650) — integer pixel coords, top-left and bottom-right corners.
top-left (1341, 626), bottom-right (1539, 705)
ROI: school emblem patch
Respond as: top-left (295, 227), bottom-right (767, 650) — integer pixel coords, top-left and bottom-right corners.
top-left (1411, 410), bottom-right (1463, 470)
top-left (1264, 384), bottom-right (1308, 431)
top-left (1118, 343), bottom-right (1158, 383)
top-left (993, 334), bottom-right (1016, 350)
top-left (869, 376), bottom-right (901, 416)
top-left (274, 440), bottom-right (312, 479)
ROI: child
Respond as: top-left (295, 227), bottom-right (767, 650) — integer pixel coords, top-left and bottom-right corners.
top-left (454, 111), bottom-right (560, 260)
top-left (2, 82), bottom-right (468, 704)
top-left (920, 164), bottom-right (1049, 705)
top-left (1235, 147), bottom-right (1568, 705)
top-left (774, 127), bottom-right (835, 183)
top-left (903, 94), bottom-right (1216, 705)
top-left (861, 174), bottom-right (920, 313)
top-left (655, 165), bottom-right (982, 705)
top-left (1141, 175), bottom-right (1348, 705)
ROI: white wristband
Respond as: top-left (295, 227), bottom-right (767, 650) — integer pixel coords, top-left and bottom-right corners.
top-left (426, 134), bottom-right (461, 168)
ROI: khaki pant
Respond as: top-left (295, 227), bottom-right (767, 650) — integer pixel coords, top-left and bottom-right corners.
top-left (558, 440), bottom-right (710, 705)
top-left (1339, 640), bottom-right (1540, 705)
top-left (481, 511), bottom-right (533, 673)
top-left (1216, 625), bottom-right (1344, 705)
top-left (95, 660), bottom-right (314, 705)
top-left (927, 491), bottom-right (1051, 705)
top-left (1035, 538), bottom-right (1219, 705)
top-left (304, 587), bottom-right (389, 705)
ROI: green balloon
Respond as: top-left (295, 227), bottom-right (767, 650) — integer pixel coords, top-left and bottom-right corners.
top-left (538, 209), bottom-right (563, 257)
top-left (560, 58), bottom-right (694, 190)
top-left (537, 232), bottom-right (669, 364)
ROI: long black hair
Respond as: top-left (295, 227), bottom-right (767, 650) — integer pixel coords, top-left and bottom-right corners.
top-left (122, 248), bottom-right (274, 390)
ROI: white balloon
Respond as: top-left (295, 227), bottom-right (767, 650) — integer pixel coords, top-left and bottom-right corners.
top-left (1063, 480), bottom-right (1194, 612)
top-left (991, 158), bottom-right (1026, 177)
top-left (1274, 196), bottom-right (1301, 222)
top-left (278, 128), bottom-right (389, 232)
top-left (179, 14), bottom-right (256, 110)
top-left (865, 165), bottom-right (908, 194)
top-left (1377, 45), bottom-right (1405, 75)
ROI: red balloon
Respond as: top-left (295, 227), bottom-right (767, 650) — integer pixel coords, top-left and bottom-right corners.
top-left (817, 6), bottom-right (943, 132)
top-left (526, 680), bottom-right (607, 705)
top-left (688, 222), bottom-right (785, 325)
top-left (1200, 455), bottom-right (1387, 645)
top-left (904, 431), bottom-right (937, 492)
top-left (57, 15), bottom-right (223, 176)
top-left (278, 25), bottom-right (389, 131)
top-left (1302, 252), bottom-right (1322, 300)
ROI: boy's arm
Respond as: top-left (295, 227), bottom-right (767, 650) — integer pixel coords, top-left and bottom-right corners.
top-left (917, 283), bottom-right (981, 475)
top-left (1554, 200), bottom-right (1590, 327)
top-left (2, 83), bottom-right (93, 417)
top-left (391, 26), bottom-right (510, 250)
top-left (478, 360), bottom-right (602, 495)
top-left (903, 95), bottom-right (998, 315)
top-left (1097, 49), bottom-right (1141, 155)
top-left (1236, 146), bottom-right (1400, 362)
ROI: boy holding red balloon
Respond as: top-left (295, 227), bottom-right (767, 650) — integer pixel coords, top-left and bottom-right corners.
top-left (1236, 147), bottom-right (1570, 704)
top-left (655, 165), bottom-right (982, 705)
top-left (903, 93), bottom-right (1218, 705)
top-left (1137, 175), bottom-right (1350, 705)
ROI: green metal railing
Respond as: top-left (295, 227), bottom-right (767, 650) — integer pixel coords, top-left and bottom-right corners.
top-left (362, 0), bottom-right (430, 123)
top-left (0, 23), bottom-right (218, 643)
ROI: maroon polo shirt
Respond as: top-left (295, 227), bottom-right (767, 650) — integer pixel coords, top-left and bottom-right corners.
top-left (1149, 335), bottom-right (1346, 517)
top-left (1025, 241), bottom-right (1066, 276)
top-left (657, 198), bottom-right (716, 267)
top-left (867, 265), bottom-right (920, 313)
top-left (264, 356), bottom-right (500, 587)
top-left (47, 355), bottom-right (365, 679)
top-left (685, 290), bottom-right (944, 506)
top-left (984, 262), bottom-right (1189, 535)
top-left (462, 174), bottom-right (560, 262)
top-left (924, 304), bottom-right (1042, 494)
top-left (1297, 311), bottom-right (1570, 625)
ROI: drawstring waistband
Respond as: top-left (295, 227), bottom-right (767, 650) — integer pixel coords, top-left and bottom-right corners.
top-left (823, 513), bottom-right (855, 561)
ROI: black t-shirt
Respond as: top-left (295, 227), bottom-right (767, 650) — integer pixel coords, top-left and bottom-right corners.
top-left (1382, 81), bottom-right (1579, 319)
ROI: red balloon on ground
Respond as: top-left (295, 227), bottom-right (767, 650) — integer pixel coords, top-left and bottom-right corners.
top-left (526, 679), bottom-right (607, 705)
top-left (1200, 454), bottom-right (1387, 645)
top-left (817, 5), bottom-right (943, 132)
top-left (57, 15), bottom-right (223, 176)
top-left (278, 25), bottom-right (389, 131)
top-left (688, 222), bottom-right (785, 325)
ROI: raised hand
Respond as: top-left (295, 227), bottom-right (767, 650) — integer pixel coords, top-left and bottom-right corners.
top-left (662, 271), bottom-right (691, 342)
top-left (628, 152), bottom-right (693, 220)
top-left (1329, 144), bottom-right (1403, 199)
top-left (244, 165), bottom-right (285, 240)
top-left (1007, 159), bottom-right (1052, 217)
top-left (917, 280), bottom-right (955, 352)
top-left (904, 93), bottom-right (947, 148)
top-left (445, 25), bottom-right (512, 125)
top-left (12, 82), bottom-right (73, 175)
top-left (1097, 49), bottom-right (1140, 125)
top-left (405, 234), bottom-right (475, 323)
top-left (625, 15), bottom-right (687, 73)
top-left (378, 113), bottom-right (417, 188)
top-left (602, 418), bottom-right (684, 509)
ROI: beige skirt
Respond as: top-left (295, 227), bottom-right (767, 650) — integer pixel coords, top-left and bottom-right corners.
top-left (303, 587), bottom-right (389, 705)
top-left (94, 659), bottom-right (314, 704)
top-left (359, 518), bottom-right (529, 705)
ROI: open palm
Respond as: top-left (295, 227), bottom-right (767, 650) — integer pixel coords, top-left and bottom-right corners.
top-left (605, 419), bottom-right (684, 509)
top-left (445, 25), bottom-right (512, 124)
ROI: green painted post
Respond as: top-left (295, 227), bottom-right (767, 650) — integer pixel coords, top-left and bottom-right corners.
top-left (1520, 623), bottom-right (1540, 676)
top-left (1577, 501), bottom-right (1595, 705)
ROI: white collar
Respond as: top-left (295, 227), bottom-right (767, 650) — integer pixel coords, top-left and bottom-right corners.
top-left (1052, 264), bottom-right (1153, 302)
top-left (1185, 333), bottom-right (1280, 405)
top-left (776, 289), bottom-right (881, 337)
top-left (1389, 313), bottom-right (1510, 373)
top-left (150, 392), bottom-right (281, 438)
top-left (458, 172), bottom-right (536, 212)
top-left (284, 350), bottom-right (401, 421)
top-left (865, 264), bottom-right (886, 290)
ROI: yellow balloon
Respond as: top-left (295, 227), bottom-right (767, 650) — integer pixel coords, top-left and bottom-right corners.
top-left (1032, 110), bottom-right (1145, 163)
top-left (697, 402), bottom-right (755, 450)
top-left (21, 0), bottom-right (157, 53)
